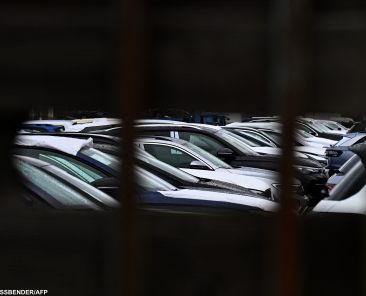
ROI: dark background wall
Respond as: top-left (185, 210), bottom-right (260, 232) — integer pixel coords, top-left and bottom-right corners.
top-left (0, 1), bottom-right (365, 295)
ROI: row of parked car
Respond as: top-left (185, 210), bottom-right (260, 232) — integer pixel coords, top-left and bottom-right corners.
top-left (12, 116), bottom-right (366, 215)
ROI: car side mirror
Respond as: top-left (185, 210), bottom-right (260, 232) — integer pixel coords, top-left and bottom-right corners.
top-left (217, 148), bottom-right (235, 161)
top-left (91, 177), bottom-right (120, 198)
top-left (189, 160), bottom-right (210, 170)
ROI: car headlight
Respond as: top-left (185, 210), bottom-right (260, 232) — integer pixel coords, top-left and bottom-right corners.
top-left (294, 165), bottom-right (323, 174)
top-left (272, 183), bottom-right (305, 195)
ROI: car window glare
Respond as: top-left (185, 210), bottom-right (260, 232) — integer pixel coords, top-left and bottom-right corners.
top-left (336, 137), bottom-right (353, 147)
top-left (216, 130), bottom-right (259, 156)
top-left (315, 122), bottom-right (332, 132)
top-left (14, 158), bottom-right (100, 209)
top-left (232, 132), bottom-right (262, 147)
top-left (296, 130), bottom-right (312, 138)
top-left (13, 148), bottom-right (108, 184)
top-left (39, 154), bottom-right (104, 183)
top-left (137, 153), bottom-right (200, 183)
top-left (240, 130), bottom-right (273, 146)
top-left (143, 144), bottom-right (199, 169)
top-left (182, 141), bottom-right (232, 169)
top-left (259, 130), bottom-right (282, 146)
top-left (80, 148), bottom-right (120, 172)
top-left (178, 132), bottom-right (227, 156)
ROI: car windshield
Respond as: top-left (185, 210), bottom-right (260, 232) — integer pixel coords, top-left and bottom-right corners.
top-left (136, 152), bottom-right (200, 183)
top-left (215, 130), bottom-right (259, 156)
top-left (181, 141), bottom-right (232, 169)
top-left (323, 122), bottom-right (341, 130)
top-left (13, 147), bottom-right (109, 184)
top-left (80, 148), bottom-right (120, 172)
top-left (135, 167), bottom-right (178, 191)
top-left (296, 130), bottom-right (312, 138)
top-left (259, 130), bottom-right (282, 146)
top-left (335, 136), bottom-right (353, 147)
top-left (231, 130), bottom-right (271, 147)
top-left (309, 121), bottom-right (329, 133)
top-left (14, 158), bottom-right (100, 209)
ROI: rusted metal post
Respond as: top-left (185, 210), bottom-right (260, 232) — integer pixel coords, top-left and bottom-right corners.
top-left (270, 0), bottom-right (310, 296)
top-left (119, 0), bottom-right (145, 295)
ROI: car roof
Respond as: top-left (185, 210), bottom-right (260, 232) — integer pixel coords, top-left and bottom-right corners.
top-left (226, 122), bottom-right (282, 130)
top-left (135, 123), bottom-right (222, 132)
top-left (336, 134), bottom-right (366, 147)
top-left (136, 136), bottom-right (188, 146)
top-left (15, 135), bottom-right (94, 156)
top-left (135, 119), bottom-right (186, 124)
top-left (17, 132), bottom-right (120, 143)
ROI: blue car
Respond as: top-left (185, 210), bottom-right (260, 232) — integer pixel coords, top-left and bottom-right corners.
top-left (326, 133), bottom-right (366, 175)
top-left (21, 124), bottom-right (66, 133)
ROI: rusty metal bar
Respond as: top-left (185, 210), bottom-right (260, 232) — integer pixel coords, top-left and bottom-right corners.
top-left (119, 0), bottom-right (145, 295)
top-left (272, 0), bottom-right (310, 295)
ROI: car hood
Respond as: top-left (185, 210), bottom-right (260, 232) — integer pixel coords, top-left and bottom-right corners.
top-left (159, 189), bottom-right (278, 212)
top-left (305, 137), bottom-right (337, 147)
top-left (233, 154), bottom-right (324, 169)
top-left (295, 146), bottom-right (326, 156)
top-left (15, 135), bottom-right (94, 156)
top-left (251, 147), bottom-right (309, 158)
top-left (228, 166), bottom-right (279, 179)
top-left (180, 168), bottom-right (273, 192)
top-left (326, 130), bottom-right (347, 136)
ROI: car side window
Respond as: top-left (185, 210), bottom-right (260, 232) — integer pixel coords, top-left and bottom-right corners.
top-left (178, 132), bottom-right (226, 155)
top-left (143, 144), bottom-right (197, 169)
top-left (15, 159), bottom-right (99, 209)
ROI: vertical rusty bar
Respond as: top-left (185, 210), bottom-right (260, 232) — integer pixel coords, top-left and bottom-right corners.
top-left (271, 1), bottom-right (310, 296)
top-left (119, 0), bottom-right (145, 295)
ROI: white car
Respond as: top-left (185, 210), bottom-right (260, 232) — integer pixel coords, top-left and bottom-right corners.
top-left (226, 122), bottom-right (336, 147)
top-left (225, 125), bottom-right (327, 161)
top-left (135, 137), bottom-right (304, 202)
